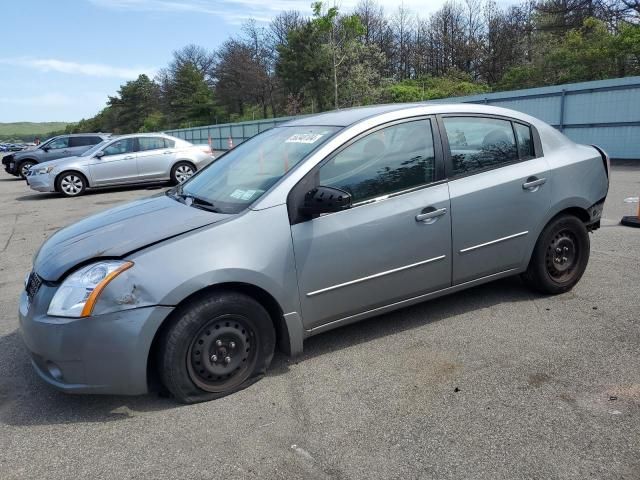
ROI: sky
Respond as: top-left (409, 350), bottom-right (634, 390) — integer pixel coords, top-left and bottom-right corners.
top-left (0, 0), bottom-right (503, 123)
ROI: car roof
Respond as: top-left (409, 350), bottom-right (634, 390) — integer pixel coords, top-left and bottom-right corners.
top-left (281, 102), bottom-right (542, 128)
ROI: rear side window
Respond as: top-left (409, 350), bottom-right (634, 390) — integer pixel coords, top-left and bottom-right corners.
top-left (514, 123), bottom-right (535, 160)
top-left (138, 137), bottom-right (166, 151)
top-left (442, 117), bottom-right (518, 176)
top-left (70, 136), bottom-right (102, 147)
top-left (319, 119), bottom-right (436, 203)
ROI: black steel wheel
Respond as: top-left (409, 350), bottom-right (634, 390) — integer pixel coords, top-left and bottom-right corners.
top-left (522, 214), bottom-right (590, 294)
top-left (159, 291), bottom-right (275, 404)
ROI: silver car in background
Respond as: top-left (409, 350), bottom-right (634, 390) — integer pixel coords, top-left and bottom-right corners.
top-left (26, 133), bottom-right (215, 196)
top-left (19, 104), bottom-right (609, 403)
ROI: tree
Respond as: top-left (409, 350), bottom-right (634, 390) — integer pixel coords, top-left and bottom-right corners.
top-left (165, 62), bottom-right (218, 127)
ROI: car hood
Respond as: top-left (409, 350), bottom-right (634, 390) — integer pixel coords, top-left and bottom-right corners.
top-left (34, 194), bottom-right (228, 281)
top-left (39, 155), bottom-right (83, 167)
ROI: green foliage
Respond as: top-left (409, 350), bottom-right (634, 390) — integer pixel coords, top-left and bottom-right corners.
top-left (0, 122), bottom-right (69, 142)
top-left (498, 18), bottom-right (640, 90)
top-left (384, 73), bottom-right (490, 102)
top-left (165, 62), bottom-right (219, 128)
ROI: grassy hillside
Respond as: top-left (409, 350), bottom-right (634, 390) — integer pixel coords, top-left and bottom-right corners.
top-left (0, 122), bottom-right (70, 142)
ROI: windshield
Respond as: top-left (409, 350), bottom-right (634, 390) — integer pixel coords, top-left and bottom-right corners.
top-left (82, 139), bottom-right (111, 157)
top-left (177, 125), bottom-right (341, 214)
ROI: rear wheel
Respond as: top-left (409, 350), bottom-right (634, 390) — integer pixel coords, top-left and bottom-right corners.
top-left (522, 214), bottom-right (590, 294)
top-left (56, 172), bottom-right (87, 197)
top-left (170, 161), bottom-right (195, 184)
top-left (159, 292), bottom-right (275, 404)
top-left (18, 160), bottom-right (36, 179)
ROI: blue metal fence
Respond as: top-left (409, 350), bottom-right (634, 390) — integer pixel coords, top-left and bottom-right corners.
top-left (164, 76), bottom-right (640, 159)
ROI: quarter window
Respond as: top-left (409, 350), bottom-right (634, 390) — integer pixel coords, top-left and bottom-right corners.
top-left (103, 138), bottom-right (135, 156)
top-left (164, 138), bottom-right (176, 148)
top-left (514, 123), bottom-right (535, 160)
top-left (319, 119), bottom-right (436, 203)
top-left (443, 117), bottom-right (518, 176)
top-left (138, 137), bottom-right (166, 151)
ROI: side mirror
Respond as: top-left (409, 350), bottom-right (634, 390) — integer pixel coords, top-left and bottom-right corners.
top-left (299, 186), bottom-right (352, 216)
top-left (94, 151), bottom-right (105, 159)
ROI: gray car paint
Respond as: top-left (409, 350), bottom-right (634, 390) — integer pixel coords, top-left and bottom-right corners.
top-left (19, 103), bottom-right (609, 395)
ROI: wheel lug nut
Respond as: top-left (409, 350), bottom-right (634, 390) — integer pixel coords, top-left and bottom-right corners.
top-left (563, 247), bottom-right (569, 252)
top-left (562, 256), bottom-right (568, 262)
top-left (224, 356), bottom-right (231, 364)
top-left (229, 342), bottom-right (236, 349)
top-left (211, 354), bottom-right (218, 362)
top-left (556, 247), bottom-right (562, 253)
top-left (216, 340), bottom-right (223, 347)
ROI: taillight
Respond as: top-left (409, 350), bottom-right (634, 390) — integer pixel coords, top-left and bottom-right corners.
top-left (591, 145), bottom-right (610, 181)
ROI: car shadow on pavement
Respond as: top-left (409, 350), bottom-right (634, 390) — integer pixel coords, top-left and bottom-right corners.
top-left (0, 277), bottom-right (536, 425)
top-left (0, 331), bottom-right (179, 426)
top-left (267, 276), bottom-right (536, 375)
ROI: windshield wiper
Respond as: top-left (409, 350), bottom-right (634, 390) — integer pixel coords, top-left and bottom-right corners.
top-left (167, 187), bottom-right (219, 212)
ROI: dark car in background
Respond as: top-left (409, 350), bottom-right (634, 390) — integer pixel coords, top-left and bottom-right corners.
top-left (2, 133), bottom-right (110, 179)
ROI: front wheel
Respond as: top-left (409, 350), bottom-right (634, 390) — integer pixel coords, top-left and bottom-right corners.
top-left (18, 160), bottom-right (36, 179)
top-left (170, 161), bottom-right (195, 184)
top-left (56, 172), bottom-right (87, 197)
top-left (159, 292), bottom-right (276, 404)
top-left (522, 214), bottom-right (590, 294)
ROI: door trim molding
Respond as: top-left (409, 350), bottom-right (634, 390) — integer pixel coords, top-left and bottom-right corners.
top-left (459, 231), bottom-right (528, 254)
top-left (306, 254), bottom-right (447, 298)
top-left (307, 267), bottom-right (519, 335)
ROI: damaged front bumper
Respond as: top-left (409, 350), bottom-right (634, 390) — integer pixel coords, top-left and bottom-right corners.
top-left (18, 284), bottom-right (173, 395)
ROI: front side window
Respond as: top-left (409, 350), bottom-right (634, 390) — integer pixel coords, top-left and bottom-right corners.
top-left (103, 138), bottom-right (135, 156)
top-left (443, 117), bottom-right (518, 176)
top-left (47, 137), bottom-right (69, 150)
top-left (180, 126), bottom-right (340, 214)
top-left (319, 119), bottom-right (436, 203)
top-left (139, 137), bottom-right (166, 151)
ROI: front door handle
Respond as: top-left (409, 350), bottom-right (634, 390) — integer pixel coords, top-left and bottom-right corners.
top-left (416, 207), bottom-right (447, 223)
top-left (522, 177), bottom-right (546, 191)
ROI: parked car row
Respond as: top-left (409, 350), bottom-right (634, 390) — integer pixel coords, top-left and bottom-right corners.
top-left (0, 142), bottom-right (31, 152)
top-left (3, 132), bottom-right (215, 196)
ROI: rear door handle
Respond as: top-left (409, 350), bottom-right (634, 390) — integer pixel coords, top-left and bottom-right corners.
top-left (416, 207), bottom-right (447, 223)
top-left (522, 177), bottom-right (546, 190)
top-left (124, 155), bottom-right (135, 160)
top-left (163, 150), bottom-right (172, 155)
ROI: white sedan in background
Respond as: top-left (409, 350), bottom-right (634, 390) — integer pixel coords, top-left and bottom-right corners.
top-left (26, 133), bottom-right (215, 197)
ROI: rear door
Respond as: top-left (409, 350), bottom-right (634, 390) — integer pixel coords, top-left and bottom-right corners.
top-left (290, 118), bottom-right (452, 330)
top-left (88, 138), bottom-right (139, 185)
top-left (439, 115), bottom-right (551, 284)
top-left (136, 137), bottom-right (175, 181)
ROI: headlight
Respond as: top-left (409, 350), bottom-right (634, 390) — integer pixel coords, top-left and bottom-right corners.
top-left (33, 165), bottom-right (54, 175)
top-left (48, 260), bottom-right (133, 318)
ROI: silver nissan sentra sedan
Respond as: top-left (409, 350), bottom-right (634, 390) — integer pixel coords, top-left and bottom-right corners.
top-left (25, 133), bottom-right (214, 196)
top-left (19, 104), bottom-right (609, 403)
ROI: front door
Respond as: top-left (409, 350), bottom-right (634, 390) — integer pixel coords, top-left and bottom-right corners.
top-left (42, 137), bottom-right (73, 161)
top-left (88, 138), bottom-right (138, 185)
top-left (290, 118), bottom-right (452, 330)
top-left (440, 115), bottom-right (551, 284)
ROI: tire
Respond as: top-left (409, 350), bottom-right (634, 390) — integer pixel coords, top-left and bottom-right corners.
top-left (522, 214), bottom-right (590, 295)
top-left (170, 161), bottom-right (195, 184)
top-left (18, 160), bottom-right (36, 179)
top-left (56, 171), bottom-right (87, 197)
top-left (159, 292), bottom-right (276, 404)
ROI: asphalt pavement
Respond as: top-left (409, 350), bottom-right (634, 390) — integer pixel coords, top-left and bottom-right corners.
top-left (0, 166), bottom-right (638, 479)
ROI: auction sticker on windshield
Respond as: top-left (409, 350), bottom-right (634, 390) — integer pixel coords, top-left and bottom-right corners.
top-left (285, 133), bottom-right (324, 144)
